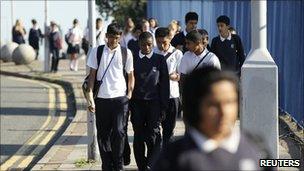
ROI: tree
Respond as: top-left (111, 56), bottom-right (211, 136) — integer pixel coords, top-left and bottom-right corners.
top-left (96, 0), bottom-right (147, 26)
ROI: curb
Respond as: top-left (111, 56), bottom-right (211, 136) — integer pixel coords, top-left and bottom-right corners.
top-left (0, 70), bottom-right (77, 169)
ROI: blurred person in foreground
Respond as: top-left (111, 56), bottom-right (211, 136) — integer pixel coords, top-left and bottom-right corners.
top-left (152, 67), bottom-right (272, 171)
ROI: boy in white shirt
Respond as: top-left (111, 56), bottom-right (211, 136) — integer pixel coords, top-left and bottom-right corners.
top-left (154, 27), bottom-right (183, 145)
top-left (179, 30), bottom-right (221, 97)
top-left (86, 23), bottom-right (135, 171)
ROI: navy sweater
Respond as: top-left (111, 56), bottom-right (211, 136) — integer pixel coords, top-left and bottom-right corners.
top-left (171, 32), bottom-right (187, 53)
top-left (132, 53), bottom-right (169, 110)
top-left (127, 39), bottom-right (140, 58)
top-left (211, 34), bottom-right (245, 72)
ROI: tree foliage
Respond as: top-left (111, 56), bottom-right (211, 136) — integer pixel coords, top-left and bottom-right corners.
top-left (96, 0), bottom-right (147, 26)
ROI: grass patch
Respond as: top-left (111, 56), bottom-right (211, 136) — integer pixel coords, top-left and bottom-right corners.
top-left (74, 158), bottom-right (96, 168)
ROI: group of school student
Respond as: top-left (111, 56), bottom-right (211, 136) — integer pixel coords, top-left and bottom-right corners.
top-left (86, 11), bottom-right (245, 171)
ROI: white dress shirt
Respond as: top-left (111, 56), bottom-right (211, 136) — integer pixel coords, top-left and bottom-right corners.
top-left (68, 26), bottom-right (83, 45)
top-left (96, 28), bottom-right (106, 46)
top-left (189, 126), bottom-right (257, 170)
top-left (154, 45), bottom-right (183, 98)
top-left (87, 44), bottom-right (134, 98)
top-left (179, 48), bottom-right (221, 74)
top-left (189, 126), bottom-right (240, 154)
top-left (220, 33), bottom-right (232, 42)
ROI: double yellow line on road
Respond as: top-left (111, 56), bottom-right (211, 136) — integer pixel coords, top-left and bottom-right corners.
top-left (0, 77), bottom-right (67, 171)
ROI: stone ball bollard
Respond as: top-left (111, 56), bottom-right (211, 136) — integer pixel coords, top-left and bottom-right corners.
top-left (12, 44), bottom-right (36, 65)
top-left (0, 42), bottom-right (19, 62)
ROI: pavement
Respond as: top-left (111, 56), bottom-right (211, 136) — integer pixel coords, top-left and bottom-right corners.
top-left (0, 58), bottom-right (302, 171)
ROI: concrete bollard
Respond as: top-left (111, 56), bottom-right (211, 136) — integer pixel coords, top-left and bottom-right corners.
top-left (240, 0), bottom-right (278, 158)
top-left (0, 42), bottom-right (19, 62)
top-left (12, 44), bottom-right (36, 65)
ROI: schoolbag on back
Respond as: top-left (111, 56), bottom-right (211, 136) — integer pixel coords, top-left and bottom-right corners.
top-left (82, 45), bottom-right (105, 99)
top-left (82, 45), bottom-right (128, 99)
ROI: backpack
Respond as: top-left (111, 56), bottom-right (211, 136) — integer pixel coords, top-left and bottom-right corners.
top-left (65, 29), bottom-right (72, 45)
top-left (55, 34), bottom-right (63, 49)
top-left (82, 45), bottom-right (128, 99)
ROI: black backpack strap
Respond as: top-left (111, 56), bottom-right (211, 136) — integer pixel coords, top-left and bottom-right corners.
top-left (96, 45), bottom-right (105, 68)
top-left (96, 30), bottom-right (102, 40)
top-left (95, 45), bottom-right (105, 80)
top-left (193, 51), bottom-right (210, 71)
top-left (164, 48), bottom-right (177, 60)
top-left (120, 46), bottom-right (128, 71)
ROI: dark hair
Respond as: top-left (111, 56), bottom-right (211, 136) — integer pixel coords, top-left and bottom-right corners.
top-left (133, 23), bottom-right (142, 33)
top-left (73, 19), bottom-right (78, 25)
top-left (155, 27), bottom-right (170, 38)
top-left (185, 30), bottom-right (202, 43)
top-left (107, 23), bottom-right (122, 35)
top-left (31, 19), bottom-right (37, 25)
top-left (50, 21), bottom-right (56, 27)
top-left (197, 29), bottom-right (208, 37)
top-left (216, 15), bottom-right (230, 25)
top-left (149, 18), bottom-right (158, 27)
top-left (96, 18), bottom-right (102, 23)
top-left (139, 31), bottom-right (153, 43)
top-left (182, 66), bottom-right (239, 128)
top-left (185, 12), bottom-right (198, 24)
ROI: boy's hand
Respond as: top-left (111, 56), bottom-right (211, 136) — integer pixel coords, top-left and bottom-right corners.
top-left (88, 105), bottom-right (95, 113)
top-left (87, 91), bottom-right (95, 113)
top-left (169, 72), bottom-right (180, 81)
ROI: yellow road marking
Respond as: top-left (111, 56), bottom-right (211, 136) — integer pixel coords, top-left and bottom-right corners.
top-left (0, 77), bottom-right (55, 170)
top-left (0, 156), bottom-right (22, 171)
top-left (17, 155), bottom-right (35, 169)
top-left (0, 76), bottom-right (67, 170)
top-left (15, 83), bottom-right (67, 169)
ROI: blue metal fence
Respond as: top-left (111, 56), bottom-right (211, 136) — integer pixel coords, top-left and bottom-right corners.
top-left (147, 0), bottom-right (304, 126)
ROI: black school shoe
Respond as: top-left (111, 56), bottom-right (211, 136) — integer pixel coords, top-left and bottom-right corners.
top-left (124, 154), bottom-right (131, 166)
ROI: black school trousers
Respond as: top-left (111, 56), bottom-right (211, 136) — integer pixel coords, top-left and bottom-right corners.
top-left (95, 96), bottom-right (129, 171)
top-left (130, 99), bottom-right (162, 171)
top-left (161, 97), bottom-right (179, 145)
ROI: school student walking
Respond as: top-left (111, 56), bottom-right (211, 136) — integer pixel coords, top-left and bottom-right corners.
top-left (49, 22), bottom-right (62, 73)
top-left (179, 30), bottom-right (221, 76)
top-left (211, 15), bottom-right (245, 75)
top-left (66, 19), bottom-right (83, 71)
top-left (86, 23), bottom-right (135, 171)
top-left (154, 27), bottom-right (183, 145)
top-left (130, 32), bottom-right (169, 171)
top-left (171, 12), bottom-right (199, 53)
top-left (12, 19), bottom-right (26, 44)
top-left (127, 24), bottom-right (142, 58)
top-left (29, 19), bottom-right (44, 60)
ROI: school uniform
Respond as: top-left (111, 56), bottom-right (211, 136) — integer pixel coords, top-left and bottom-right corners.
top-left (67, 26), bottom-right (83, 54)
top-left (49, 29), bottom-right (61, 72)
top-left (12, 26), bottom-right (26, 44)
top-left (87, 44), bottom-right (133, 171)
top-left (29, 26), bottom-right (43, 59)
top-left (120, 32), bottom-right (133, 48)
top-left (130, 50), bottom-right (169, 171)
top-left (179, 48), bottom-right (221, 75)
top-left (171, 30), bottom-right (188, 53)
top-left (152, 127), bottom-right (273, 171)
top-left (127, 37), bottom-right (140, 58)
top-left (211, 33), bottom-right (245, 74)
top-left (96, 27), bottom-right (106, 46)
top-left (154, 45), bottom-right (183, 145)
